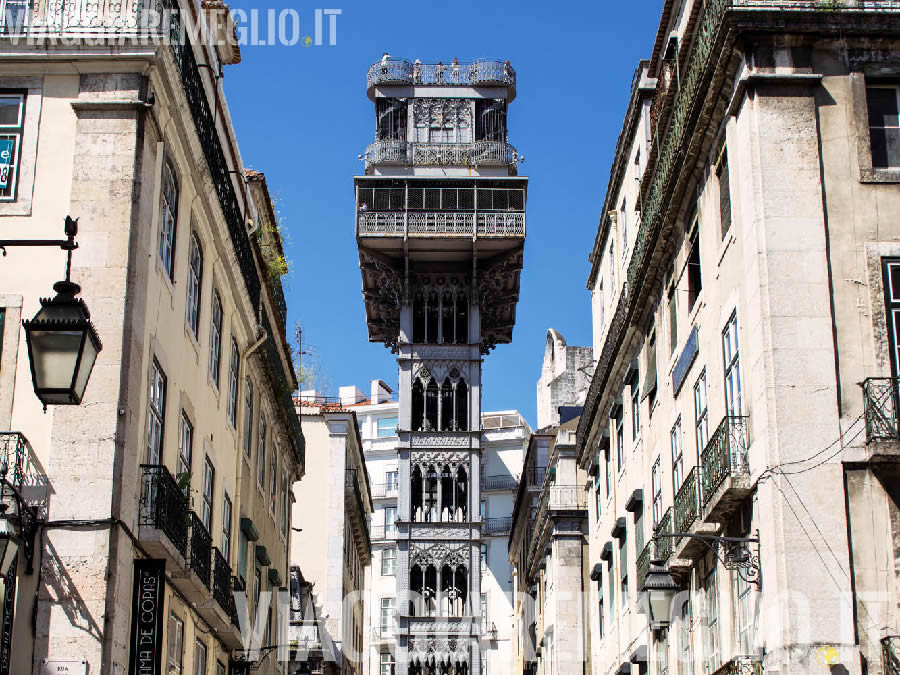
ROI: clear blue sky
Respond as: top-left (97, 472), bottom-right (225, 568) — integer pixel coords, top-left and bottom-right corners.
top-left (223, 0), bottom-right (665, 428)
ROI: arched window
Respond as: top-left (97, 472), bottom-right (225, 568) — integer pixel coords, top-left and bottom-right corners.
top-left (424, 465), bottom-right (438, 522)
top-left (186, 233), bottom-right (203, 338)
top-left (455, 467), bottom-right (468, 521)
top-left (440, 466), bottom-right (453, 522)
top-left (410, 565), bottom-right (423, 616)
top-left (441, 291), bottom-right (453, 343)
top-left (455, 291), bottom-right (468, 344)
top-left (209, 291), bottom-right (223, 387)
top-left (412, 379), bottom-right (424, 430)
top-left (411, 465), bottom-right (423, 522)
top-left (454, 566), bottom-right (468, 615)
top-left (440, 378), bottom-right (454, 431)
top-left (412, 290), bottom-right (426, 343)
top-left (425, 378), bottom-right (439, 430)
top-left (441, 565), bottom-right (455, 616)
top-left (424, 565), bottom-right (437, 617)
top-left (426, 290), bottom-right (439, 343)
top-left (455, 379), bottom-right (468, 431)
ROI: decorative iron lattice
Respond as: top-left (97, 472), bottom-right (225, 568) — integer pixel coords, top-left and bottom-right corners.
top-left (365, 140), bottom-right (518, 170)
top-left (673, 467), bottom-right (700, 536)
top-left (409, 541), bottom-right (469, 568)
top-left (366, 58), bottom-right (516, 90)
top-left (701, 415), bottom-right (750, 502)
top-left (863, 377), bottom-right (900, 442)
top-left (189, 511), bottom-right (212, 588)
top-left (654, 507), bottom-right (673, 560)
top-left (139, 464), bottom-right (189, 557)
top-left (212, 547), bottom-right (235, 616)
top-left (883, 636), bottom-right (900, 675)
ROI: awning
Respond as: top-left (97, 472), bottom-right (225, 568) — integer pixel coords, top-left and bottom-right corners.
top-left (625, 489), bottom-right (643, 513)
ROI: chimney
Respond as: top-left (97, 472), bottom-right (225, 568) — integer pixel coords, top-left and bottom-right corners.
top-left (339, 385), bottom-right (367, 406)
top-left (371, 379), bottom-right (393, 404)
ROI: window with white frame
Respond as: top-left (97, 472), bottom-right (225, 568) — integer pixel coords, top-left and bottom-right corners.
top-left (651, 456), bottom-right (662, 527)
top-left (201, 456), bottom-right (214, 532)
top-left (186, 232), bottom-right (203, 338)
top-left (679, 599), bottom-right (691, 675)
top-left (158, 157), bottom-right (178, 280)
top-left (269, 451), bottom-right (277, 512)
top-left (620, 197), bottom-right (628, 257)
top-left (619, 535), bottom-right (628, 608)
top-left (222, 493), bottom-right (232, 560)
top-left (209, 291), bottom-right (223, 387)
top-left (668, 268), bottom-right (678, 355)
top-left (734, 571), bottom-right (756, 655)
top-left (703, 565), bottom-right (720, 674)
top-left (0, 93), bottom-right (24, 201)
top-left (614, 403), bottom-right (625, 471)
top-left (671, 418), bottom-right (684, 493)
top-left (384, 506), bottom-right (397, 536)
top-left (257, 412), bottom-right (267, 488)
top-left (655, 630), bottom-right (669, 675)
top-left (147, 360), bottom-right (166, 464)
top-left (597, 577), bottom-right (604, 639)
top-left (609, 241), bottom-right (616, 289)
top-left (243, 378), bottom-right (253, 457)
top-left (630, 373), bottom-right (640, 441)
top-left (385, 470), bottom-right (399, 490)
top-left (194, 639), bottom-right (207, 675)
top-left (867, 84), bottom-right (900, 169)
top-left (717, 146), bottom-right (731, 238)
top-left (377, 417), bottom-right (398, 437)
top-left (883, 259), bottom-right (900, 376)
top-left (166, 613), bottom-right (184, 675)
top-left (722, 313), bottom-right (742, 417)
top-left (381, 547), bottom-right (397, 576)
top-left (177, 412), bottom-right (193, 486)
top-left (280, 472), bottom-right (288, 536)
top-left (380, 652), bottom-right (395, 675)
top-left (380, 597), bottom-right (396, 633)
top-left (481, 593), bottom-right (488, 625)
top-left (694, 370), bottom-right (709, 454)
top-left (228, 339), bottom-right (240, 428)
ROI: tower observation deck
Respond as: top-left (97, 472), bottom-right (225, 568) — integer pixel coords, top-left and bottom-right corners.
top-left (355, 57), bottom-right (527, 675)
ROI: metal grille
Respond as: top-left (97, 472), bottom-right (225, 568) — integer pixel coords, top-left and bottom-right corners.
top-left (863, 377), bottom-right (900, 442)
top-left (139, 465), bottom-right (189, 557)
top-left (0, 432), bottom-right (31, 489)
top-left (700, 416), bottom-right (750, 502)
top-left (483, 516), bottom-right (513, 536)
top-left (190, 511), bottom-right (212, 588)
top-left (654, 507), bottom-right (673, 560)
top-left (366, 58), bottom-right (516, 90)
top-left (212, 547), bottom-right (234, 615)
top-left (673, 468), bottom-right (700, 537)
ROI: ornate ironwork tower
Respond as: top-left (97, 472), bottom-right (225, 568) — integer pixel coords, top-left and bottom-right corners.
top-left (356, 57), bottom-right (526, 675)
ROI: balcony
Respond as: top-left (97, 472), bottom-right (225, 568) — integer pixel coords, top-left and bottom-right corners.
top-left (483, 516), bottom-right (513, 536)
top-left (0, 432), bottom-right (34, 490)
top-left (482, 474), bottom-right (518, 491)
top-left (0, 0), bottom-right (168, 38)
top-left (138, 465), bottom-right (189, 564)
top-left (371, 482), bottom-right (399, 500)
top-left (883, 636), bottom-right (900, 675)
top-left (671, 468), bottom-right (713, 569)
top-left (701, 416), bottom-right (751, 524)
top-left (357, 211), bottom-right (525, 238)
top-left (189, 513), bottom-right (212, 588)
top-left (636, 542), bottom-right (651, 592)
top-left (291, 623), bottom-right (320, 649)
top-left (711, 656), bottom-right (763, 675)
top-left (207, 548), bottom-right (242, 649)
top-left (369, 525), bottom-right (395, 541)
top-left (863, 378), bottom-right (900, 461)
top-left (366, 58), bottom-right (516, 95)
top-left (364, 140), bottom-right (519, 171)
top-left (654, 507), bottom-right (673, 561)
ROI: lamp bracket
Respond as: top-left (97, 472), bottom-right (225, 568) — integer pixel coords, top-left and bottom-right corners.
top-left (653, 530), bottom-right (761, 586)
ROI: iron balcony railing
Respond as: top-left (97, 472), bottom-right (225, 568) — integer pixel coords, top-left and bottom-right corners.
top-left (366, 58), bottom-right (516, 90)
top-left (370, 482), bottom-right (399, 499)
top-left (483, 516), bottom-right (513, 536)
top-left (0, 0), bottom-right (168, 36)
top-left (189, 512), bottom-right (212, 589)
top-left (357, 211), bottom-right (525, 238)
top-left (711, 656), bottom-right (764, 675)
top-left (883, 636), bottom-right (900, 674)
top-left (523, 467), bottom-right (547, 488)
top-left (482, 475), bottom-right (518, 491)
top-left (863, 378), bottom-right (900, 442)
top-left (674, 467), bottom-right (700, 538)
top-left (364, 140), bottom-right (519, 170)
top-left (701, 415), bottom-right (750, 503)
top-left (212, 547), bottom-right (234, 616)
top-left (655, 507), bottom-right (673, 560)
top-left (732, 0), bottom-right (900, 8)
top-left (0, 432), bottom-right (31, 489)
top-left (139, 465), bottom-right (189, 557)
top-left (291, 624), bottom-right (320, 647)
top-left (636, 541), bottom-right (652, 592)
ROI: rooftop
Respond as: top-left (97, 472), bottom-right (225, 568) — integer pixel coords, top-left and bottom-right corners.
top-left (366, 57), bottom-right (517, 100)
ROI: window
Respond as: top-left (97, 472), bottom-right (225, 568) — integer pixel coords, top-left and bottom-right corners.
top-left (717, 147), bottom-right (732, 237)
top-left (671, 419), bottom-right (684, 492)
top-left (481, 593), bottom-right (488, 625)
top-left (209, 291), bottom-right (223, 387)
top-left (597, 580), bottom-right (604, 639)
top-left (646, 322), bottom-right (658, 411)
top-left (228, 339), bottom-right (240, 427)
top-left (867, 85), bottom-right (900, 169)
top-left (608, 560), bottom-right (615, 626)
top-left (380, 652), bottom-right (395, 675)
top-left (216, 662), bottom-right (226, 675)
top-left (222, 494), bottom-right (233, 560)
top-left (380, 598), bottom-right (396, 633)
top-left (257, 413), bottom-right (267, 488)
top-left (668, 269), bottom-right (678, 354)
top-left (609, 241), bottom-right (616, 289)
top-left (734, 571), bottom-right (756, 654)
top-left (620, 197), bottom-right (628, 256)
top-left (177, 412), bottom-right (193, 485)
top-left (635, 504), bottom-right (645, 556)
top-left (655, 631), bottom-right (669, 675)
top-left (254, 566), bottom-right (262, 611)
top-left (238, 531), bottom-right (248, 582)
top-left (381, 547), bottom-right (397, 576)
top-left (598, 282), bottom-right (605, 333)
top-left (159, 157), bottom-right (178, 279)
top-left (201, 456), bottom-right (214, 532)
top-left (614, 405), bottom-right (625, 471)
top-left (687, 232), bottom-right (702, 313)
top-left (679, 600), bottom-right (692, 675)
top-left (630, 375), bottom-right (640, 441)
top-left (481, 543), bottom-right (487, 570)
top-left (166, 613), bottom-right (184, 675)
top-left (594, 457), bottom-right (602, 522)
top-left (280, 472), bottom-right (289, 536)
top-left (723, 313), bottom-right (742, 416)
top-left (619, 536), bottom-right (628, 608)
top-left (186, 233), bottom-right (203, 337)
top-left (651, 456), bottom-right (662, 527)
top-left (0, 94), bottom-right (24, 201)
top-left (384, 506), bottom-right (397, 536)
top-left (269, 451), bottom-right (278, 512)
top-left (147, 360), bottom-right (166, 464)
top-left (604, 445), bottom-right (612, 498)
top-left (377, 417), bottom-right (398, 437)
top-left (703, 567), bottom-right (720, 674)
top-left (242, 378), bottom-right (254, 457)
top-left (385, 470), bottom-right (398, 490)
top-left (694, 370), bottom-right (709, 454)
top-left (194, 640), bottom-right (207, 675)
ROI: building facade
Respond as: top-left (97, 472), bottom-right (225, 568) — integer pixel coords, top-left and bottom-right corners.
top-left (536, 330), bottom-right (594, 430)
top-left (355, 56), bottom-right (526, 675)
top-left (576, 2), bottom-right (900, 675)
top-left (292, 399), bottom-right (373, 675)
top-left (0, 4), bottom-right (304, 675)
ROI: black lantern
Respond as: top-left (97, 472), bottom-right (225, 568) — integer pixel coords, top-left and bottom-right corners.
top-left (0, 514), bottom-right (18, 577)
top-left (19, 217), bottom-right (102, 408)
top-left (640, 559), bottom-right (680, 629)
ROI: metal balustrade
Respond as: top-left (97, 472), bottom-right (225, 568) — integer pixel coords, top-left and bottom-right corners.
top-left (674, 468), bottom-right (700, 537)
top-left (482, 475), bottom-right (518, 491)
top-left (0, 0), bottom-right (167, 35)
top-left (0, 432), bottom-right (31, 489)
top-left (636, 542), bottom-right (652, 591)
top-left (139, 465), bottom-right (189, 557)
top-left (364, 140), bottom-right (519, 170)
top-left (357, 211), bottom-right (525, 237)
top-left (701, 416), bottom-right (750, 503)
top-left (483, 516), bottom-right (513, 536)
top-left (863, 378), bottom-right (900, 442)
top-left (367, 58), bottom-right (516, 91)
top-left (212, 548), bottom-right (234, 616)
top-left (883, 636), bottom-right (900, 675)
top-left (654, 508), bottom-right (673, 560)
top-left (711, 656), bottom-right (764, 675)
top-left (189, 512), bottom-right (212, 589)
top-left (371, 482), bottom-right (400, 499)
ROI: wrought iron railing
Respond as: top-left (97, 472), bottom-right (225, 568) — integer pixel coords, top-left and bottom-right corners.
top-left (701, 415), bottom-right (750, 503)
top-left (189, 512), bottom-right (212, 588)
top-left (636, 542), bottom-right (652, 591)
top-left (523, 466), bottom-right (547, 488)
top-left (654, 507), bottom-right (674, 560)
top-left (366, 58), bottom-right (516, 90)
top-left (139, 465), bottom-right (189, 557)
top-left (732, 0), bottom-right (900, 8)
top-left (212, 547), bottom-right (234, 615)
top-left (883, 636), bottom-right (900, 675)
top-left (371, 482), bottom-right (399, 499)
top-left (711, 656), bottom-right (763, 675)
top-left (674, 468), bottom-right (700, 537)
top-left (0, 0), bottom-right (167, 35)
top-left (483, 516), bottom-right (513, 535)
top-left (863, 378), bottom-right (900, 442)
top-left (482, 475), bottom-right (518, 491)
top-left (369, 525), bottom-right (395, 540)
top-left (357, 211), bottom-right (525, 237)
top-left (0, 432), bottom-right (32, 489)
top-left (364, 140), bottom-right (519, 169)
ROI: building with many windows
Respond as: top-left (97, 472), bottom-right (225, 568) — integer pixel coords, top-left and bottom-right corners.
top-left (575, 2), bottom-right (900, 675)
top-left (0, 4), bottom-right (304, 674)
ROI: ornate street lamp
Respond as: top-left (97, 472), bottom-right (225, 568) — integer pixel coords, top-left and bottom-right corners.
top-left (1, 217), bottom-right (102, 408)
top-left (0, 516), bottom-right (18, 577)
top-left (640, 559), bottom-right (680, 629)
